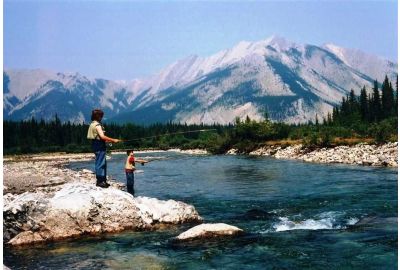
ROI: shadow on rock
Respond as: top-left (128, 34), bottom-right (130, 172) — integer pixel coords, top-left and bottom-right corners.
top-left (167, 232), bottom-right (261, 250)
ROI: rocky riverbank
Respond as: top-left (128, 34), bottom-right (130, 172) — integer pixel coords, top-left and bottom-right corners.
top-left (229, 142), bottom-right (398, 167)
top-left (3, 153), bottom-right (202, 245)
top-left (4, 153), bottom-right (102, 195)
top-left (167, 148), bottom-right (208, 155)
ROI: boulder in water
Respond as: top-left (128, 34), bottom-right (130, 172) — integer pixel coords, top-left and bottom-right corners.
top-left (175, 223), bottom-right (244, 241)
top-left (3, 182), bottom-right (202, 245)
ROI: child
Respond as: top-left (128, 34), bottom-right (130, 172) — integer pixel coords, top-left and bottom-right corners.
top-left (125, 150), bottom-right (148, 195)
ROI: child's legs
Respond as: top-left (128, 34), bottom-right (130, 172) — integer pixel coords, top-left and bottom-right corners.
top-left (126, 172), bottom-right (135, 195)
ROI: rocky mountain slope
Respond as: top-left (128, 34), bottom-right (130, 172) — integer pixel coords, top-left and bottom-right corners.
top-left (4, 36), bottom-right (397, 124)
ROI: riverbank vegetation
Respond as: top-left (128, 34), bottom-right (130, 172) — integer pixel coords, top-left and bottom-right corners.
top-left (4, 77), bottom-right (397, 155)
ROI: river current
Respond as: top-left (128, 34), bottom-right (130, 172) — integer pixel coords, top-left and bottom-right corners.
top-left (4, 152), bottom-right (398, 269)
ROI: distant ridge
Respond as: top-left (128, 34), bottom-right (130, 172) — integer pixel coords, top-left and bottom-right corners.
top-left (4, 36), bottom-right (397, 124)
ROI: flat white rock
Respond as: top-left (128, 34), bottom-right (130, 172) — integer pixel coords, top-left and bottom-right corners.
top-left (176, 223), bottom-right (243, 240)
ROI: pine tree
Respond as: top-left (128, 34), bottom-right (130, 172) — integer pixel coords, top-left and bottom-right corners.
top-left (322, 117), bottom-right (327, 126)
top-left (367, 93), bottom-right (374, 122)
top-left (264, 111), bottom-right (270, 122)
top-left (396, 76), bottom-right (398, 115)
top-left (245, 115), bottom-right (251, 124)
top-left (372, 80), bottom-right (381, 121)
top-left (389, 81), bottom-right (395, 117)
top-left (381, 75), bottom-right (393, 118)
top-left (349, 89), bottom-right (357, 112)
top-left (327, 112), bottom-right (332, 125)
top-left (359, 86), bottom-right (368, 121)
top-left (332, 107), bottom-right (337, 122)
top-left (332, 107), bottom-right (339, 124)
top-left (234, 117), bottom-right (241, 125)
top-left (340, 96), bottom-right (347, 116)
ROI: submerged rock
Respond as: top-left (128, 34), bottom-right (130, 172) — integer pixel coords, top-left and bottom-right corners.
top-left (239, 209), bottom-right (275, 220)
top-left (352, 216), bottom-right (398, 227)
top-left (3, 182), bottom-right (202, 245)
top-left (175, 223), bottom-right (243, 241)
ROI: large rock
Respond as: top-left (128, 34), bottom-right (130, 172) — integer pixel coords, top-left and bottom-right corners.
top-left (226, 149), bottom-right (239, 155)
top-left (274, 145), bottom-right (304, 159)
top-left (249, 146), bottom-right (279, 156)
top-left (3, 182), bottom-right (202, 245)
top-left (134, 197), bottom-right (202, 224)
top-left (175, 223), bottom-right (243, 241)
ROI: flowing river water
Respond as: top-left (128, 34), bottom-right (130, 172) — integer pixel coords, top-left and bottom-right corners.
top-left (4, 152), bottom-right (398, 269)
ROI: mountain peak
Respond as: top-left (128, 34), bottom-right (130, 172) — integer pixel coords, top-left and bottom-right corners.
top-left (264, 35), bottom-right (297, 50)
top-left (4, 36), bottom-right (398, 124)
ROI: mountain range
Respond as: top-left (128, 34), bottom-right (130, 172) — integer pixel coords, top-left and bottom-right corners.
top-left (4, 36), bottom-right (397, 124)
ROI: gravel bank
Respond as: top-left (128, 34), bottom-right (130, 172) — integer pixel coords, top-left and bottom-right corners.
top-left (230, 142), bottom-right (398, 167)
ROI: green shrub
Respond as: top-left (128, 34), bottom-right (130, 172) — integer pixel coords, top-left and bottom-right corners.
top-left (302, 132), bottom-right (319, 148)
top-left (206, 133), bottom-right (232, 154)
top-left (320, 130), bottom-right (333, 147)
top-left (233, 140), bottom-right (258, 153)
top-left (368, 120), bottom-right (393, 144)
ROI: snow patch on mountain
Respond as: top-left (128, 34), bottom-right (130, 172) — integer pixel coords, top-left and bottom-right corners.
top-left (161, 102), bottom-right (177, 111)
top-left (176, 102), bottom-right (264, 124)
top-left (136, 35), bottom-right (296, 97)
top-left (285, 99), bottom-right (332, 124)
top-left (6, 69), bottom-right (69, 100)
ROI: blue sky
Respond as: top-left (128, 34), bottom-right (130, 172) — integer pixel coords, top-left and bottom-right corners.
top-left (4, 0), bottom-right (398, 80)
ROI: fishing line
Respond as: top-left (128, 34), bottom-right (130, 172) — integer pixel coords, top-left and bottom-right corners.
top-left (122, 129), bottom-right (217, 142)
top-left (108, 128), bottom-right (217, 147)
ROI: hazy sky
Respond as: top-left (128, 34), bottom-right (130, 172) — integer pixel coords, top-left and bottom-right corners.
top-left (4, 0), bottom-right (398, 80)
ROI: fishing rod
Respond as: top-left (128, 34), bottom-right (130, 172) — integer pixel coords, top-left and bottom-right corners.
top-left (108, 128), bottom-right (218, 147)
top-left (122, 128), bottom-right (217, 142)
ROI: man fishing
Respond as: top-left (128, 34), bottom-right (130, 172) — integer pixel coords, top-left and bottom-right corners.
top-left (87, 109), bottom-right (121, 188)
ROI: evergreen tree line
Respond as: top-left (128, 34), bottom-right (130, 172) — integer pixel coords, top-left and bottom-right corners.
top-left (3, 116), bottom-right (228, 154)
top-left (303, 75), bottom-right (398, 146)
top-left (321, 75), bottom-right (397, 126)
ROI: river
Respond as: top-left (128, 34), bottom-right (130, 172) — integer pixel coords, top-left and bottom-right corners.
top-left (4, 151), bottom-right (398, 269)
